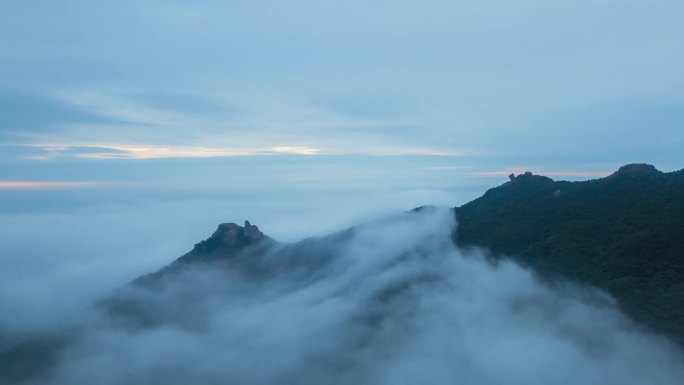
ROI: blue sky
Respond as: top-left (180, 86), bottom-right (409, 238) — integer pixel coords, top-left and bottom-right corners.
top-left (1, 1), bottom-right (683, 226)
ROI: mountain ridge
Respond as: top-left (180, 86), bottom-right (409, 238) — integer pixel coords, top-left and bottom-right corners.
top-left (124, 163), bottom-right (684, 346)
top-left (453, 163), bottom-right (684, 345)
top-left (125, 163), bottom-right (684, 345)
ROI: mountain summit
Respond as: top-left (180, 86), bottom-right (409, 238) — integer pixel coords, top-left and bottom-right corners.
top-left (130, 220), bottom-right (276, 287)
top-left (506, 171), bottom-right (554, 185)
top-left (199, 220), bottom-right (266, 250)
top-left (612, 163), bottom-right (660, 176)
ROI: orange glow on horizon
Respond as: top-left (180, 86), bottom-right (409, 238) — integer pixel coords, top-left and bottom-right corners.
top-left (0, 181), bottom-right (110, 190)
top-left (28, 144), bottom-right (323, 159)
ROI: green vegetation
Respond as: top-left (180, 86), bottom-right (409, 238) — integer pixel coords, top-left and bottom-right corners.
top-left (454, 164), bottom-right (684, 345)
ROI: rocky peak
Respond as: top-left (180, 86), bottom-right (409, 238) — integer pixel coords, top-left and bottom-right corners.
top-left (505, 171), bottom-right (553, 185)
top-left (605, 164), bottom-right (661, 181)
top-left (243, 220), bottom-right (263, 240)
top-left (613, 163), bottom-right (659, 176)
top-left (210, 220), bottom-right (264, 247)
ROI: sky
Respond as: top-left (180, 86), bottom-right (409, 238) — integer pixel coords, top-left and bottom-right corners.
top-left (1, 1), bottom-right (684, 301)
top-left (2, 1), bottom-right (683, 168)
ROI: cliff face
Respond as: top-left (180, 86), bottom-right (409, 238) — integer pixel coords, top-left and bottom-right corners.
top-left (454, 164), bottom-right (684, 345)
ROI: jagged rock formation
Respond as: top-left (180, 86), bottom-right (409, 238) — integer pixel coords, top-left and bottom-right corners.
top-left (506, 171), bottom-right (553, 185)
top-left (207, 221), bottom-right (264, 247)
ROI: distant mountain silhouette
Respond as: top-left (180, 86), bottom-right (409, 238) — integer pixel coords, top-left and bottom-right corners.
top-left (453, 164), bottom-right (684, 345)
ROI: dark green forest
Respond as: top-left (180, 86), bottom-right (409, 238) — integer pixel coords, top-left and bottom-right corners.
top-left (454, 164), bottom-right (684, 345)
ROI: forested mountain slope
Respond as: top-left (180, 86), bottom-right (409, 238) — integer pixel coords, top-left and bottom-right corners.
top-left (453, 164), bottom-right (684, 345)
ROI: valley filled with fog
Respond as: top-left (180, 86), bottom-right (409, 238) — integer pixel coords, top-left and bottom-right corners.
top-left (2, 206), bottom-right (683, 384)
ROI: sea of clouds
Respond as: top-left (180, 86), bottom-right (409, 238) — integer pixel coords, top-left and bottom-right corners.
top-left (2, 206), bottom-right (682, 384)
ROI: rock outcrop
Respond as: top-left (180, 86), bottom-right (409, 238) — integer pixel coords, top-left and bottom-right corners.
top-left (211, 221), bottom-right (264, 247)
top-left (504, 171), bottom-right (554, 186)
top-left (608, 163), bottom-right (660, 178)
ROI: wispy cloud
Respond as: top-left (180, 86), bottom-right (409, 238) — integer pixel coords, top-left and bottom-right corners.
top-left (22, 144), bottom-right (321, 159)
top-left (12, 143), bottom-right (473, 160)
top-left (0, 181), bottom-right (114, 190)
top-left (269, 146), bottom-right (321, 155)
top-left (2, 86), bottom-right (484, 162)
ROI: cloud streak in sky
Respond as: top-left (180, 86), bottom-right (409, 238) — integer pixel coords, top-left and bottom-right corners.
top-left (38, 144), bottom-right (321, 159)
top-left (0, 181), bottom-right (114, 190)
top-left (7, 143), bottom-right (474, 160)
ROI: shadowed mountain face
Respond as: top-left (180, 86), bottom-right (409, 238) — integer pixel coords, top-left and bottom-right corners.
top-left (454, 164), bottom-right (684, 345)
